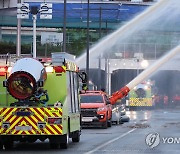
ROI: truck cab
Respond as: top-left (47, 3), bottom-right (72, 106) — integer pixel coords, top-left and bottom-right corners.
top-left (80, 91), bottom-right (112, 129)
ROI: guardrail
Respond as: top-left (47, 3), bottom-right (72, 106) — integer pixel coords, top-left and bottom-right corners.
top-left (0, 54), bottom-right (32, 59)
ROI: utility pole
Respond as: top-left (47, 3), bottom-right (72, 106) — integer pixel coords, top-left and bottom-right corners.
top-left (86, 0), bottom-right (90, 89)
top-left (17, 0), bottom-right (22, 58)
top-left (98, 56), bottom-right (101, 90)
top-left (99, 7), bottom-right (102, 39)
top-left (63, 0), bottom-right (67, 53)
top-left (31, 6), bottom-right (38, 58)
top-left (106, 20), bottom-right (108, 35)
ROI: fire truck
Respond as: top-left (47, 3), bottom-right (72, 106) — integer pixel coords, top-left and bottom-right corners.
top-left (0, 53), bottom-right (86, 150)
top-left (126, 80), bottom-right (153, 110)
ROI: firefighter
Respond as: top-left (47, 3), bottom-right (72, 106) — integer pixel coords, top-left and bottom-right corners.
top-left (163, 94), bottom-right (168, 108)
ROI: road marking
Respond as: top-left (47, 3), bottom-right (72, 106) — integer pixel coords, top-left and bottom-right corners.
top-left (85, 121), bottom-right (147, 154)
top-left (85, 128), bottom-right (137, 154)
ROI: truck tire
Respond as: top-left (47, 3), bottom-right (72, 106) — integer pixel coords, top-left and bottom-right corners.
top-left (72, 130), bottom-right (80, 142)
top-left (4, 140), bottom-right (13, 150)
top-left (0, 142), bottom-right (3, 150)
top-left (50, 142), bottom-right (60, 149)
top-left (49, 137), bottom-right (60, 149)
top-left (102, 117), bottom-right (108, 129)
top-left (108, 119), bottom-right (112, 127)
top-left (116, 120), bottom-right (120, 125)
top-left (60, 132), bottom-right (69, 149)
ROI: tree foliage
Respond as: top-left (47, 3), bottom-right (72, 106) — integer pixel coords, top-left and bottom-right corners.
top-left (0, 28), bottom-right (102, 57)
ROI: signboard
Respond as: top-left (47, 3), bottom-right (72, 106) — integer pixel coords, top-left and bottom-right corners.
top-left (17, 3), bottom-right (29, 19)
top-left (40, 3), bottom-right (52, 19)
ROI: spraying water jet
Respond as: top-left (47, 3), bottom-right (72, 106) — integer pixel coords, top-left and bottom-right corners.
top-left (109, 45), bottom-right (180, 104)
top-left (76, 0), bottom-right (170, 67)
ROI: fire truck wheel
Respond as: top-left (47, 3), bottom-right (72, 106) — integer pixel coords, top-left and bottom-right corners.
top-left (60, 132), bottom-right (69, 149)
top-left (72, 130), bottom-right (80, 142)
top-left (0, 142), bottom-right (3, 150)
top-left (49, 142), bottom-right (60, 149)
top-left (49, 136), bottom-right (60, 149)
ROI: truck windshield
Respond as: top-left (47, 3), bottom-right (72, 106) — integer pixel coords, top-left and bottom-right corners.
top-left (80, 95), bottom-right (103, 103)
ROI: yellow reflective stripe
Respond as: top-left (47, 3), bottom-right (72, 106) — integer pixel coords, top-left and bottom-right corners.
top-left (31, 115), bottom-right (39, 123)
top-left (11, 129), bottom-right (16, 134)
top-left (44, 108), bottom-right (62, 117)
top-left (30, 108), bottom-right (44, 121)
top-left (130, 98), bottom-right (152, 106)
top-left (9, 114), bottom-right (17, 123)
top-left (1, 107), bottom-right (63, 135)
top-left (46, 125), bottom-right (57, 134)
top-left (9, 117), bottom-right (22, 130)
top-left (54, 125), bottom-right (63, 134)
top-left (1, 108), bottom-right (13, 117)
top-left (1, 108), bottom-right (9, 116)
top-left (24, 117), bottom-right (37, 129)
top-left (17, 130), bottom-right (23, 135)
top-left (31, 129), bottom-right (36, 134)
top-left (44, 128), bottom-right (51, 135)
top-left (3, 108), bottom-right (17, 122)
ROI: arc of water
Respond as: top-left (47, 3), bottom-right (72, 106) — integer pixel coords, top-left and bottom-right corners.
top-left (76, 0), bottom-right (168, 66)
top-left (126, 45), bottom-right (180, 90)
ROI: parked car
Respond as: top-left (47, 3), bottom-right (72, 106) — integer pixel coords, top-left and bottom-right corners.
top-left (112, 104), bottom-right (130, 124)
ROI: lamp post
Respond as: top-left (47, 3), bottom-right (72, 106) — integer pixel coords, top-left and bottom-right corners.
top-left (31, 6), bottom-right (38, 58)
top-left (63, 0), bottom-right (67, 53)
top-left (86, 0), bottom-right (90, 89)
top-left (99, 7), bottom-right (102, 39)
top-left (17, 0), bottom-right (22, 58)
top-left (32, 14), bottom-right (37, 58)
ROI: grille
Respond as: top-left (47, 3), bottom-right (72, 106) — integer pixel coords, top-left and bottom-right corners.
top-left (81, 108), bottom-right (97, 117)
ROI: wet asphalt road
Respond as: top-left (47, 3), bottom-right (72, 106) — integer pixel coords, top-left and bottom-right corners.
top-left (2, 108), bottom-right (180, 154)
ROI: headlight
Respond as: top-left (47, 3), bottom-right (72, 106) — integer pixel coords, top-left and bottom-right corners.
top-left (97, 107), bottom-right (106, 112)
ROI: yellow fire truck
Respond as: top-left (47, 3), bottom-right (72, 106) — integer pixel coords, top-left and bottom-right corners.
top-left (0, 53), bottom-right (86, 150)
top-left (126, 81), bottom-right (153, 110)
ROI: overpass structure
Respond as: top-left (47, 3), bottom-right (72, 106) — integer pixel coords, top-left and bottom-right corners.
top-left (0, 0), bottom-right (150, 29)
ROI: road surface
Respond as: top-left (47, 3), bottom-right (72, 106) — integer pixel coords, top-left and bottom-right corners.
top-left (3, 109), bottom-right (180, 154)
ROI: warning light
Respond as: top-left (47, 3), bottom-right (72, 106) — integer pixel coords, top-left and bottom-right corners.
top-left (45, 66), bottom-right (54, 73)
top-left (0, 66), bottom-right (7, 76)
top-left (54, 66), bottom-right (66, 73)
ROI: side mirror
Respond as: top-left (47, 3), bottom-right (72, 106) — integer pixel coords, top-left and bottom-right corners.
top-left (78, 72), bottom-right (87, 91)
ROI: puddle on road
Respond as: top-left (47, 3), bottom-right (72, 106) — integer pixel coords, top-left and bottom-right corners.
top-left (140, 119), bottom-right (148, 122)
top-left (126, 123), bottom-right (151, 129)
top-left (163, 122), bottom-right (180, 128)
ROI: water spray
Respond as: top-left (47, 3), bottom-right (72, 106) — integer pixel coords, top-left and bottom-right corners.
top-left (109, 45), bottom-right (180, 104)
top-left (76, 0), bottom-right (168, 66)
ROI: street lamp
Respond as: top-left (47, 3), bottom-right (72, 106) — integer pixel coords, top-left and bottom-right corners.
top-left (141, 59), bottom-right (149, 68)
top-left (31, 6), bottom-right (38, 58)
top-left (86, 0), bottom-right (90, 89)
top-left (63, 0), bottom-right (67, 53)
